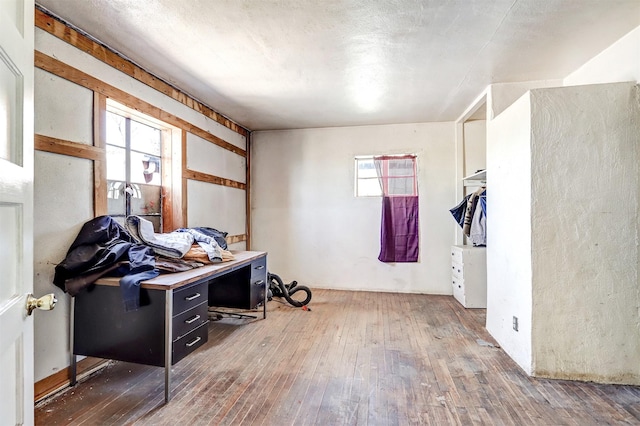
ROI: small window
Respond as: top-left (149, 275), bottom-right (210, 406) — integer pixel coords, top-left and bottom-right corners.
top-left (355, 155), bottom-right (417, 197)
top-left (106, 102), bottom-right (167, 232)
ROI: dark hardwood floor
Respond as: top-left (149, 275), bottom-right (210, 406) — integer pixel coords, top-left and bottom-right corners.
top-left (35, 289), bottom-right (640, 425)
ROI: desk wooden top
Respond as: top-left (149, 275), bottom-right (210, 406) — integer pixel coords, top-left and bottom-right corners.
top-left (94, 250), bottom-right (267, 291)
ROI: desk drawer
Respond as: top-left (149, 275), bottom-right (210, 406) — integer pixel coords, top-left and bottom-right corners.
top-left (172, 322), bottom-right (208, 364)
top-left (173, 281), bottom-right (208, 315)
top-left (251, 257), bottom-right (267, 279)
top-left (250, 276), bottom-right (266, 309)
top-left (173, 302), bottom-right (208, 340)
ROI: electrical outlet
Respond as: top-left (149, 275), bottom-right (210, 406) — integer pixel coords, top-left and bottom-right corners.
top-left (513, 316), bottom-right (519, 332)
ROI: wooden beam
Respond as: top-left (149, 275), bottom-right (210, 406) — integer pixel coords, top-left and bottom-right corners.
top-left (93, 92), bottom-right (108, 216)
top-left (34, 51), bottom-right (246, 158)
top-left (161, 127), bottom-right (185, 231)
top-left (183, 169), bottom-right (246, 191)
top-left (34, 7), bottom-right (249, 138)
top-left (245, 132), bottom-right (252, 249)
top-left (181, 131), bottom-right (188, 227)
top-left (226, 234), bottom-right (248, 245)
top-left (34, 134), bottom-right (103, 161)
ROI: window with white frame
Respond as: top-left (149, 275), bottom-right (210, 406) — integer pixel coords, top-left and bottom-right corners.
top-left (355, 155), bottom-right (417, 197)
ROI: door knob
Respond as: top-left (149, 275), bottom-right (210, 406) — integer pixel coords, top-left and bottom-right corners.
top-left (26, 293), bottom-right (57, 316)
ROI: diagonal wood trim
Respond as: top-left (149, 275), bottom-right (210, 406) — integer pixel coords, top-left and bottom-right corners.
top-left (34, 7), bottom-right (249, 138)
top-left (35, 51), bottom-right (246, 158)
top-left (35, 133), bottom-right (103, 161)
top-left (184, 168), bottom-right (246, 190)
top-left (181, 122), bottom-right (246, 157)
top-left (34, 357), bottom-right (107, 403)
top-left (226, 234), bottom-right (248, 245)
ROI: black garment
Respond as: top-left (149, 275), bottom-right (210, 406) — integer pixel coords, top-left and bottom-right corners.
top-left (53, 215), bottom-right (157, 311)
top-left (449, 194), bottom-right (471, 229)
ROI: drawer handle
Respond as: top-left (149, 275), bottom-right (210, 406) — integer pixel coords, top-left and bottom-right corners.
top-left (186, 336), bottom-right (202, 347)
top-left (255, 280), bottom-right (265, 286)
top-left (254, 265), bottom-right (265, 270)
top-left (185, 293), bottom-right (201, 301)
top-left (185, 314), bottom-right (201, 324)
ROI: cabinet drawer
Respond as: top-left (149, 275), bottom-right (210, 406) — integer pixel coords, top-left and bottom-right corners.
top-left (173, 302), bottom-right (208, 340)
top-left (172, 322), bottom-right (208, 364)
top-left (451, 248), bottom-right (463, 264)
top-left (452, 261), bottom-right (463, 279)
top-left (251, 257), bottom-right (267, 279)
top-left (452, 276), bottom-right (465, 305)
top-left (173, 281), bottom-right (208, 315)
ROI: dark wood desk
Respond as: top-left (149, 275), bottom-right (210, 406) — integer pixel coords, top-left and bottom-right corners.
top-left (70, 250), bottom-right (267, 402)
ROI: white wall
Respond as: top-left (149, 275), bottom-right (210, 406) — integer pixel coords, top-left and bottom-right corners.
top-left (564, 26), bottom-right (640, 86)
top-left (486, 82), bottom-right (640, 384)
top-left (487, 80), bottom-right (562, 120)
top-left (34, 29), bottom-right (246, 382)
top-left (462, 120), bottom-right (486, 178)
top-left (251, 123), bottom-right (455, 294)
top-left (186, 132), bottom-right (247, 249)
top-left (33, 152), bottom-right (94, 381)
top-left (187, 181), bottom-right (246, 238)
top-left (483, 26), bottom-right (640, 383)
top-left (530, 83), bottom-right (640, 383)
top-left (33, 68), bottom-right (96, 383)
top-left (485, 93), bottom-right (533, 373)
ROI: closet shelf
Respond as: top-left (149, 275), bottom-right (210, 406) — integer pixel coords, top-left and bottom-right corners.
top-left (463, 169), bottom-right (486, 186)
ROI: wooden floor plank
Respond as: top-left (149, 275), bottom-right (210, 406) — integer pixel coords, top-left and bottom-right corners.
top-left (35, 289), bottom-right (640, 425)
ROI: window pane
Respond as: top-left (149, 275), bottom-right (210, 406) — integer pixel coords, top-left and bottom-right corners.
top-left (106, 112), bottom-right (126, 147)
top-left (387, 177), bottom-right (415, 195)
top-left (131, 120), bottom-right (161, 155)
top-left (388, 158), bottom-right (415, 177)
top-left (356, 158), bottom-right (377, 179)
top-left (130, 152), bottom-right (161, 186)
top-left (131, 184), bottom-right (162, 215)
top-left (106, 146), bottom-right (126, 181)
top-left (357, 178), bottom-right (382, 196)
top-left (107, 180), bottom-right (126, 216)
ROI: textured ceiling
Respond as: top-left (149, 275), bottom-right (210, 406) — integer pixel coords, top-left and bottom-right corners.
top-left (36, 0), bottom-right (640, 131)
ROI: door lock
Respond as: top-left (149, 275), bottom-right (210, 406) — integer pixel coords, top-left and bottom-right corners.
top-left (26, 293), bottom-right (57, 316)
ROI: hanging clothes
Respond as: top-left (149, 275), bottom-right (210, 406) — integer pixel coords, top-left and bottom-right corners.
top-left (462, 186), bottom-right (485, 236)
top-left (469, 190), bottom-right (486, 246)
top-left (449, 194), bottom-right (471, 228)
top-left (450, 188), bottom-right (487, 246)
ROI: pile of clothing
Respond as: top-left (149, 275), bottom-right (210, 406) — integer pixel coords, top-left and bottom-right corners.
top-left (450, 186), bottom-right (486, 246)
top-left (53, 215), bottom-right (233, 311)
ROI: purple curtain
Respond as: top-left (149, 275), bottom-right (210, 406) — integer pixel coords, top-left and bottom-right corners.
top-left (378, 195), bottom-right (419, 262)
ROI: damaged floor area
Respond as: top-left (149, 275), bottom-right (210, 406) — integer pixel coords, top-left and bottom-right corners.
top-left (35, 289), bottom-right (640, 425)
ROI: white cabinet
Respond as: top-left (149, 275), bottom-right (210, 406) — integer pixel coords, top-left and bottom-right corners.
top-left (451, 245), bottom-right (486, 308)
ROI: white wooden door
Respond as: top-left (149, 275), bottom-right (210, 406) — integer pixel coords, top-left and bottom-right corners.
top-left (0, 1), bottom-right (35, 424)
